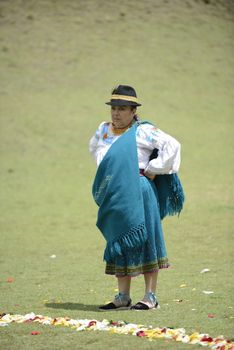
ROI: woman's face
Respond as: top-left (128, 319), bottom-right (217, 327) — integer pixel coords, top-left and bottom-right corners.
top-left (111, 106), bottom-right (136, 128)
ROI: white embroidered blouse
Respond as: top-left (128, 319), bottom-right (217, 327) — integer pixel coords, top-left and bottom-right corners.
top-left (89, 121), bottom-right (181, 175)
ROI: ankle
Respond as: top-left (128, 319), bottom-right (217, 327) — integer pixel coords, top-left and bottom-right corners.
top-left (114, 292), bottom-right (131, 307)
top-left (117, 292), bottom-right (130, 301)
top-left (143, 292), bottom-right (157, 304)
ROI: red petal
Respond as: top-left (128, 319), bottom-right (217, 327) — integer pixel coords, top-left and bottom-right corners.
top-left (201, 336), bottom-right (213, 342)
top-left (136, 331), bottom-right (146, 337)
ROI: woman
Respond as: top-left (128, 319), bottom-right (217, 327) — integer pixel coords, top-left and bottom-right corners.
top-left (89, 85), bottom-right (183, 311)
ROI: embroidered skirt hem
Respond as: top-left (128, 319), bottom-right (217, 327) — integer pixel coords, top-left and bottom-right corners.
top-left (105, 258), bottom-right (169, 277)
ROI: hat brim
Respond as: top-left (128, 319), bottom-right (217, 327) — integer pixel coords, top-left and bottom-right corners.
top-left (105, 100), bottom-right (141, 107)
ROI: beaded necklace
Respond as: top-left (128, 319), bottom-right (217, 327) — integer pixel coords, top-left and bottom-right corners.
top-left (110, 119), bottom-right (135, 135)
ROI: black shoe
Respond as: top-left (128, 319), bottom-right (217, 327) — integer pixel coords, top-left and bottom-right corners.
top-left (99, 299), bottom-right (132, 311)
top-left (130, 301), bottom-right (159, 310)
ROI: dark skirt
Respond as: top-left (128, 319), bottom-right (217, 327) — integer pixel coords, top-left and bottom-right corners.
top-left (105, 175), bottom-right (169, 277)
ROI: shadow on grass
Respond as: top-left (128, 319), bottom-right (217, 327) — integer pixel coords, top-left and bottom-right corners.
top-left (45, 302), bottom-right (98, 312)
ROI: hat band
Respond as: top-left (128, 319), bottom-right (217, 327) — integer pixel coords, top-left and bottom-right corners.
top-left (111, 94), bottom-right (138, 103)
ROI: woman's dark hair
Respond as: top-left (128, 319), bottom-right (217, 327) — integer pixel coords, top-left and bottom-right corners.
top-left (130, 107), bottom-right (140, 122)
top-left (134, 114), bottom-right (140, 122)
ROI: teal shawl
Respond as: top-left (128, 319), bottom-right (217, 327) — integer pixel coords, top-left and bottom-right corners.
top-left (92, 123), bottom-right (147, 260)
top-left (92, 122), bottom-right (185, 260)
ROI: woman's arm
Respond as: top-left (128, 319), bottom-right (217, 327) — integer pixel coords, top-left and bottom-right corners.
top-left (89, 122), bottom-right (108, 166)
top-left (142, 125), bottom-right (181, 177)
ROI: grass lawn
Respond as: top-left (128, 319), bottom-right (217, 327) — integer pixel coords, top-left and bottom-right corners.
top-left (0, 0), bottom-right (233, 349)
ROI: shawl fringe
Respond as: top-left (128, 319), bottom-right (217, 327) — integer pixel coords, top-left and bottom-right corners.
top-left (104, 222), bottom-right (147, 260)
top-left (154, 173), bottom-right (185, 220)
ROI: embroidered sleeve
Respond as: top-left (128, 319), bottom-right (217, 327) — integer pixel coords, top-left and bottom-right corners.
top-left (89, 122), bottom-right (109, 165)
top-left (142, 124), bottom-right (181, 174)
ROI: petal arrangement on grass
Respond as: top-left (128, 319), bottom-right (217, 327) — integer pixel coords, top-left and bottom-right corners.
top-left (0, 313), bottom-right (233, 349)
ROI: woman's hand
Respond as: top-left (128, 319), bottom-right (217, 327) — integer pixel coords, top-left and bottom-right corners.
top-left (144, 171), bottom-right (156, 181)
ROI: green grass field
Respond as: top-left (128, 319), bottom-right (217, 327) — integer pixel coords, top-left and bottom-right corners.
top-left (0, 0), bottom-right (233, 349)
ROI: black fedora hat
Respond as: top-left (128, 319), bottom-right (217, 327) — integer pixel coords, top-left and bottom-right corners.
top-left (105, 85), bottom-right (142, 107)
